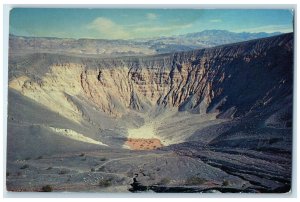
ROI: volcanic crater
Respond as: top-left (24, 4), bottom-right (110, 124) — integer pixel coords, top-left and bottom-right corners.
top-left (6, 33), bottom-right (293, 193)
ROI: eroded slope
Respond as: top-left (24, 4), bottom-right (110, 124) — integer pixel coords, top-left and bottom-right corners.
top-left (9, 33), bottom-right (293, 118)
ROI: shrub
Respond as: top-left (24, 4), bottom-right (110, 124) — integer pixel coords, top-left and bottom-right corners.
top-left (98, 166), bottom-right (105, 172)
top-left (185, 176), bottom-right (207, 185)
top-left (37, 156), bottom-right (43, 160)
top-left (58, 169), bottom-right (68, 175)
top-left (6, 172), bottom-right (10, 177)
top-left (91, 168), bottom-right (95, 172)
top-left (98, 178), bottom-right (112, 187)
top-left (79, 153), bottom-right (85, 157)
top-left (20, 164), bottom-right (29, 169)
top-left (126, 171), bottom-right (134, 177)
top-left (25, 157), bottom-right (31, 160)
top-left (42, 185), bottom-right (53, 192)
top-left (159, 177), bottom-right (170, 185)
top-left (222, 179), bottom-right (229, 186)
top-left (149, 174), bottom-right (156, 180)
top-left (46, 167), bottom-right (52, 170)
top-left (100, 157), bottom-right (106, 161)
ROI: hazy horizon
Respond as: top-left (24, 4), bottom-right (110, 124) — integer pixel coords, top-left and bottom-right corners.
top-left (10, 29), bottom-right (290, 41)
top-left (10, 8), bottom-right (294, 40)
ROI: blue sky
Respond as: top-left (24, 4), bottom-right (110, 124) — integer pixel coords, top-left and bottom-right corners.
top-left (10, 8), bottom-right (294, 39)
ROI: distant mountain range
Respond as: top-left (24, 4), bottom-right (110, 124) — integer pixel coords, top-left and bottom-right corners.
top-left (9, 30), bottom-right (285, 57)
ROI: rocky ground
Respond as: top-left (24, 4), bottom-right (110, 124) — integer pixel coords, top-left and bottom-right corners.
top-left (6, 126), bottom-right (291, 193)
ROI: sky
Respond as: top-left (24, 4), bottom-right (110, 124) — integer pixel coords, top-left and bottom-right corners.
top-left (9, 8), bottom-right (294, 40)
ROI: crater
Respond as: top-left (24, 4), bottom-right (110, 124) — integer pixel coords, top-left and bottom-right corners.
top-left (6, 33), bottom-right (293, 192)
